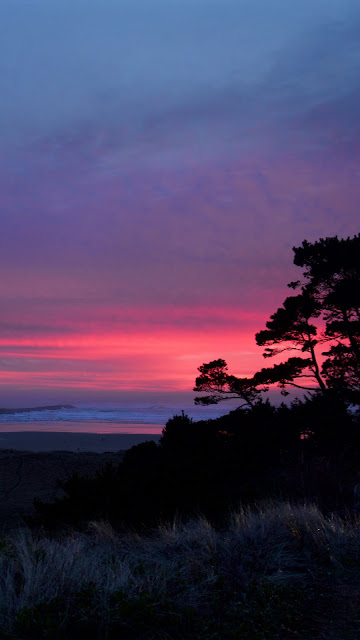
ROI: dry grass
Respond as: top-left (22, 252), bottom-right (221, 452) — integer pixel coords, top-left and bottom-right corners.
top-left (1, 501), bottom-right (360, 638)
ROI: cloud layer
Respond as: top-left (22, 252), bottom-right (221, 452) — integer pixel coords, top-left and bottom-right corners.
top-left (1, 0), bottom-right (360, 401)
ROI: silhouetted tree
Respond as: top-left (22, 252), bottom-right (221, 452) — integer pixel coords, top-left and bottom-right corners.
top-left (194, 359), bottom-right (264, 407)
top-left (195, 234), bottom-right (359, 404)
top-left (292, 235), bottom-right (360, 402)
top-left (255, 293), bottom-right (326, 392)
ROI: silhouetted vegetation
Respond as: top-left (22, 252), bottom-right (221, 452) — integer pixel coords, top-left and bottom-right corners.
top-left (33, 235), bottom-right (360, 531)
top-left (32, 392), bottom-right (360, 531)
top-left (195, 234), bottom-right (360, 405)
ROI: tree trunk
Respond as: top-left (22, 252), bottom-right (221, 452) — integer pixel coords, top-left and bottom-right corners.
top-left (309, 341), bottom-right (327, 391)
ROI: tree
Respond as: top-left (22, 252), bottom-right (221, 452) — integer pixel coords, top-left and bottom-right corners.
top-left (292, 235), bottom-right (360, 400)
top-left (194, 359), bottom-right (263, 407)
top-left (253, 357), bottom-right (318, 394)
top-left (194, 234), bottom-right (360, 407)
top-left (321, 343), bottom-right (360, 399)
top-left (255, 292), bottom-right (326, 392)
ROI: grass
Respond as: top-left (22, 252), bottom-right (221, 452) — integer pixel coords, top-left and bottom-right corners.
top-left (0, 501), bottom-right (360, 638)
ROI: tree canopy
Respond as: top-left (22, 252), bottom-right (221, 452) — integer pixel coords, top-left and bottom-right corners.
top-left (194, 234), bottom-right (360, 406)
top-left (194, 359), bottom-right (263, 407)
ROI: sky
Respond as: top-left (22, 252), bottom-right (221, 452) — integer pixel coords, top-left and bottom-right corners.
top-left (0, 0), bottom-right (360, 406)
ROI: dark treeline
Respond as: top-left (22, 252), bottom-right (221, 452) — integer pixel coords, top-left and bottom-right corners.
top-left (34, 234), bottom-right (360, 530)
top-left (33, 391), bottom-right (360, 530)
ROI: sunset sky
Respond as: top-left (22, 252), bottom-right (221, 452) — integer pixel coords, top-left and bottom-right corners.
top-left (1, 0), bottom-right (360, 405)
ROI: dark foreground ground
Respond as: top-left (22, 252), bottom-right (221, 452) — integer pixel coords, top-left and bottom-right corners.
top-left (0, 449), bottom-right (125, 528)
top-left (0, 451), bottom-right (360, 638)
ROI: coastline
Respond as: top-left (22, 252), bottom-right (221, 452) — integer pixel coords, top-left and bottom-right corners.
top-left (0, 431), bottom-right (161, 453)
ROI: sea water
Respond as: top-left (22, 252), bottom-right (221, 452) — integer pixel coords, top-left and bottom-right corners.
top-left (0, 403), bottom-right (229, 434)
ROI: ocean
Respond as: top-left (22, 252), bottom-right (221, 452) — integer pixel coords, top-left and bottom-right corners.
top-left (0, 403), bottom-right (229, 434)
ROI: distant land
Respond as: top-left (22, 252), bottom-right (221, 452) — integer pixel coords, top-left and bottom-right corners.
top-left (0, 405), bottom-right (75, 415)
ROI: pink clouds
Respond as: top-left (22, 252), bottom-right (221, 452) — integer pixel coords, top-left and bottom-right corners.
top-left (1, 138), bottom-right (360, 402)
top-left (1, 8), bottom-right (360, 404)
top-left (0, 322), bottom-right (263, 394)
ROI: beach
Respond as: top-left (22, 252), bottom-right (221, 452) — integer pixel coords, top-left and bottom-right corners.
top-left (0, 428), bottom-right (161, 453)
top-left (0, 416), bottom-right (162, 453)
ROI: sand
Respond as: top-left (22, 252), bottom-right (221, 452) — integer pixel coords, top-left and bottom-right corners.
top-left (0, 431), bottom-right (161, 452)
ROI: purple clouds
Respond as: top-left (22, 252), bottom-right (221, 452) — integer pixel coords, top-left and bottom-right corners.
top-left (0, 0), bottom-right (360, 402)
